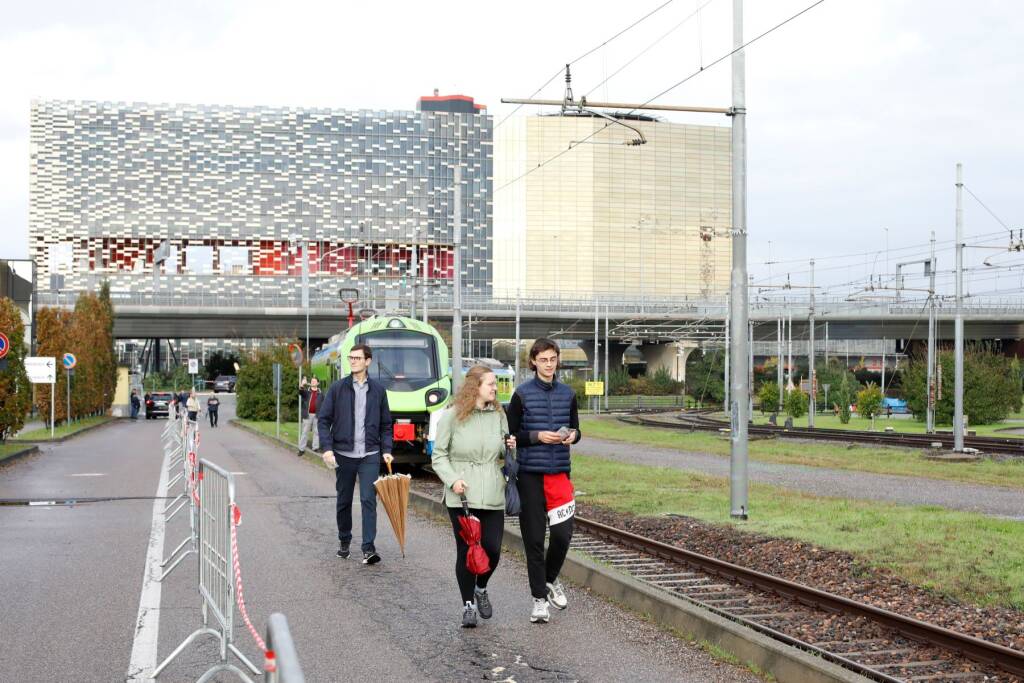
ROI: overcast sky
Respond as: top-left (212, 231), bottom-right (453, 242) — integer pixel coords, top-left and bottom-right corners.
top-left (1, 0), bottom-right (1021, 297)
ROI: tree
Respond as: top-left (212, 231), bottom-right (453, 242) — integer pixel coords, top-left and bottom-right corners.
top-left (856, 383), bottom-right (884, 420)
top-left (97, 282), bottom-right (118, 408)
top-left (0, 298), bottom-right (31, 442)
top-left (784, 388), bottom-right (808, 419)
top-left (204, 350), bottom-right (241, 381)
top-left (833, 371), bottom-right (854, 424)
top-left (34, 307), bottom-right (72, 424)
top-left (758, 382), bottom-right (779, 414)
top-left (236, 342), bottom-right (301, 422)
top-left (902, 348), bottom-right (1021, 425)
top-left (685, 349), bottom-right (725, 405)
top-left (608, 367), bottom-right (632, 396)
top-left (648, 366), bottom-right (680, 396)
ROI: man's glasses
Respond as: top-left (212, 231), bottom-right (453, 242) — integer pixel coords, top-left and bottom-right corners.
top-left (534, 357), bottom-right (558, 365)
top-left (348, 356), bottom-right (367, 362)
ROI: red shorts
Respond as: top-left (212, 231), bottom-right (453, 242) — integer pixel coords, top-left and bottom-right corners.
top-left (543, 473), bottom-right (575, 526)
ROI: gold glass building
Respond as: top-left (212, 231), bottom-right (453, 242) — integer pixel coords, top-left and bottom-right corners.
top-left (494, 114), bottom-right (732, 299)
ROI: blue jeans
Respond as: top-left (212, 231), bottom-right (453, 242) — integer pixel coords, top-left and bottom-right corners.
top-left (335, 454), bottom-right (380, 552)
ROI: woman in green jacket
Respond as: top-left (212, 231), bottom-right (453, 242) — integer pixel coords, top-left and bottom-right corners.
top-left (432, 364), bottom-right (516, 628)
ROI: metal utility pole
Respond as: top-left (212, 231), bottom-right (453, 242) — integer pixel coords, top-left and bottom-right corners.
top-left (514, 290), bottom-right (521, 384)
top-left (954, 163), bottom-right (965, 451)
top-left (824, 322), bottom-right (829, 366)
top-left (927, 231), bottom-right (937, 433)
top-left (724, 298), bottom-right (730, 412)
top-left (808, 259), bottom-right (815, 428)
top-left (787, 312), bottom-right (793, 390)
top-left (881, 338), bottom-right (886, 394)
top-left (452, 166), bottom-right (464, 394)
top-left (604, 304), bottom-right (610, 411)
top-left (593, 298), bottom-right (600, 414)
top-left (748, 321), bottom-right (754, 417)
top-left (728, 0), bottom-right (749, 520)
top-left (302, 240), bottom-right (310, 362)
top-left (777, 317), bottom-right (783, 408)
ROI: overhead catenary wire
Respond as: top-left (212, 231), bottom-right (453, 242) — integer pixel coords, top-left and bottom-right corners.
top-left (963, 184), bottom-right (1016, 235)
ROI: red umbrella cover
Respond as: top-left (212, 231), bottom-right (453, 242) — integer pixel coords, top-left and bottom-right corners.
top-left (458, 499), bottom-right (491, 576)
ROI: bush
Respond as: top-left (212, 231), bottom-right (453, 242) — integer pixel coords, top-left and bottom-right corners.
top-left (784, 388), bottom-right (808, 419)
top-left (609, 367), bottom-right (632, 396)
top-left (648, 367), bottom-right (680, 396)
top-left (758, 382), bottom-right (780, 414)
top-left (856, 383), bottom-right (884, 420)
top-left (204, 350), bottom-right (242, 382)
top-left (685, 349), bottom-right (725, 405)
top-left (902, 348), bottom-right (1021, 425)
top-left (627, 376), bottom-right (654, 396)
top-left (236, 343), bottom-right (301, 422)
top-left (567, 376), bottom-right (588, 406)
top-left (833, 371), bottom-right (854, 424)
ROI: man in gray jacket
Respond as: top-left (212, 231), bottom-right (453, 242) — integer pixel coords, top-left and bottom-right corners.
top-left (317, 344), bottom-right (394, 565)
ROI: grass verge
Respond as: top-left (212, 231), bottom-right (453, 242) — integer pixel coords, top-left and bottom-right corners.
top-left (235, 420), bottom-right (302, 447)
top-left (0, 443), bottom-right (37, 463)
top-left (13, 416), bottom-right (112, 441)
top-left (581, 416), bottom-right (1024, 490)
top-left (571, 453), bottom-right (1024, 610)
top-left (743, 412), bottom-right (1024, 439)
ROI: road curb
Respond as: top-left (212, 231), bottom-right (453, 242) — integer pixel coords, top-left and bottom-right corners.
top-left (230, 419), bottom-right (326, 469)
top-left (234, 417), bottom-right (868, 683)
top-left (0, 444), bottom-right (41, 466)
top-left (10, 417), bottom-right (117, 444)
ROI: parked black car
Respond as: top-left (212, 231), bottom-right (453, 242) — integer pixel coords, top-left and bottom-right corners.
top-left (213, 375), bottom-right (237, 393)
top-left (147, 392), bottom-right (173, 419)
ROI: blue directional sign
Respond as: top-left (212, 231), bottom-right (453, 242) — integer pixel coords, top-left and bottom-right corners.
top-left (62, 353), bottom-right (77, 370)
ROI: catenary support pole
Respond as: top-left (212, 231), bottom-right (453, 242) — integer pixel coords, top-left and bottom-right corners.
top-left (604, 304), bottom-right (610, 410)
top-left (514, 290), bottom-right (521, 384)
top-left (452, 166), bottom-right (464, 394)
top-left (777, 317), bottom-right (783, 408)
top-left (728, 0), bottom-right (749, 519)
top-left (808, 259), bottom-right (816, 428)
top-left (927, 231), bottom-right (937, 434)
top-left (593, 298), bottom-right (600, 413)
top-left (954, 162), bottom-right (965, 451)
top-left (724, 297), bottom-right (730, 413)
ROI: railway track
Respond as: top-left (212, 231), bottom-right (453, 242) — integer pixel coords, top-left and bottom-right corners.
top-left (624, 411), bottom-right (1024, 457)
top-left (569, 516), bottom-right (1024, 682)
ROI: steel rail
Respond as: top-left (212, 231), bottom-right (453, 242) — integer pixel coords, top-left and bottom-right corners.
top-left (574, 515), bottom-right (1024, 678)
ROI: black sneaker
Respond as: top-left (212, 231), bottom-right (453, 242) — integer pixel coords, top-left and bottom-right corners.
top-left (336, 541), bottom-right (350, 559)
top-left (297, 449), bottom-right (304, 457)
top-left (475, 589), bottom-right (493, 619)
top-left (462, 601), bottom-right (478, 628)
top-left (362, 550), bottom-right (381, 565)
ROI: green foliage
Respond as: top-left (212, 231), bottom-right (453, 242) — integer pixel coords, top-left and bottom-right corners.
top-left (236, 343), bottom-right (301, 421)
top-left (784, 388), bottom-right (808, 419)
top-left (567, 376), bottom-right (588, 406)
top-left (628, 375), bottom-right (653, 396)
top-left (902, 348), bottom-right (1022, 425)
top-left (834, 371), bottom-right (854, 424)
top-left (758, 381), bottom-right (780, 414)
top-left (648, 366), bottom-right (681, 396)
top-left (856, 383), bottom-right (884, 419)
top-left (0, 298), bottom-right (31, 442)
top-left (685, 349), bottom-right (725, 405)
top-left (608, 367), bottom-right (632, 396)
top-left (204, 350), bottom-right (241, 381)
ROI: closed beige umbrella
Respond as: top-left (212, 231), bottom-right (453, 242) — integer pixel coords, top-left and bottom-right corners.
top-left (374, 461), bottom-right (412, 557)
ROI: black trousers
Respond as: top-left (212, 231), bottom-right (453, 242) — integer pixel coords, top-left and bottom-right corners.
top-left (517, 472), bottom-right (574, 599)
top-left (447, 507), bottom-right (503, 603)
top-left (208, 409), bottom-right (218, 427)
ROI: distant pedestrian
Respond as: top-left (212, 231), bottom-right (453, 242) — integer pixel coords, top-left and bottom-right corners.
top-left (298, 376), bottom-right (322, 456)
top-left (506, 339), bottom-right (581, 624)
top-left (186, 389), bottom-right (200, 422)
top-left (432, 365), bottom-right (516, 628)
top-left (144, 392), bottom-right (151, 419)
top-left (318, 344), bottom-right (394, 565)
top-left (130, 390), bottom-right (141, 420)
top-left (206, 395), bottom-right (220, 427)
top-left (177, 390), bottom-right (188, 419)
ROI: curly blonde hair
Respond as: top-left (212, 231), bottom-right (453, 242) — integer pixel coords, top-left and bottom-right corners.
top-left (452, 365), bottom-right (503, 421)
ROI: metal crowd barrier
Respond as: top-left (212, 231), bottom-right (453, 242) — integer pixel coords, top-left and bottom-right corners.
top-left (155, 459), bottom-right (262, 682)
top-left (264, 613), bottom-right (305, 683)
top-left (160, 416), bottom-right (201, 581)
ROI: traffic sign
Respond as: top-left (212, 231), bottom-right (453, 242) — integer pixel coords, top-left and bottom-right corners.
top-left (288, 343), bottom-right (303, 368)
top-left (0, 332), bottom-right (9, 359)
top-left (188, 359), bottom-right (199, 375)
top-left (25, 356), bottom-right (56, 383)
top-left (62, 353), bottom-right (77, 370)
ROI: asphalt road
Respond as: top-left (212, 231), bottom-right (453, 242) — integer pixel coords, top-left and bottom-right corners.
top-left (0, 396), bottom-right (757, 683)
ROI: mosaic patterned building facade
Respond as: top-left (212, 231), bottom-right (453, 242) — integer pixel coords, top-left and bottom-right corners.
top-left (29, 97), bottom-right (493, 303)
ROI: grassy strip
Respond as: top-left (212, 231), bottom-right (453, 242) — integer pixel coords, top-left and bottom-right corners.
top-left (0, 443), bottom-right (37, 463)
top-left (13, 416), bottom-right (112, 441)
top-left (743, 412), bottom-right (1024, 439)
top-left (571, 453), bottom-right (1024, 610)
top-left (581, 416), bottom-right (1024, 490)
top-left (234, 420), bottom-right (303, 448)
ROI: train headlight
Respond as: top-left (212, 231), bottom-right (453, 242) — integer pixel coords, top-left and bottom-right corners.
top-left (387, 318), bottom-right (406, 329)
top-left (426, 388), bottom-right (448, 405)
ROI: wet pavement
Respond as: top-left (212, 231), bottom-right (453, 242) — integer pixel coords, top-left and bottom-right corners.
top-left (0, 396), bottom-right (757, 682)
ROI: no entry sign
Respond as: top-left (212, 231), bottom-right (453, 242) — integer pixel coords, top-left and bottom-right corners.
top-left (0, 332), bottom-right (9, 359)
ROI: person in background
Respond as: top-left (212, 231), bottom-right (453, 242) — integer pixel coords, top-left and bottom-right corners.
top-left (432, 365), bottom-right (516, 628)
top-left (186, 389), bottom-right (200, 422)
top-left (317, 343), bottom-right (394, 565)
top-left (506, 338), bottom-right (581, 624)
top-left (298, 376), bottom-right (321, 456)
top-left (206, 394), bottom-right (220, 428)
top-left (130, 390), bottom-right (140, 420)
top-left (144, 392), bottom-right (151, 419)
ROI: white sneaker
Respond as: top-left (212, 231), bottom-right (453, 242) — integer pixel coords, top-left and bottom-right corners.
top-left (546, 581), bottom-right (568, 610)
top-left (530, 598), bottom-right (550, 624)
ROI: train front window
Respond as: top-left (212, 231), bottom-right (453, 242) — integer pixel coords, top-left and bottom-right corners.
top-left (360, 330), bottom-right (438, 390)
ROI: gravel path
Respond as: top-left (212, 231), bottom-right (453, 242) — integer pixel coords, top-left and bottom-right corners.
top-left (576, 437), bottom-right (1024, 520)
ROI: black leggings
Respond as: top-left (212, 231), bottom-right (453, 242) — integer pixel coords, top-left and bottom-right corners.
top-left (447, 507), bottom-right (503, 603)
top-left (518, 471), bottom-right (574, 599)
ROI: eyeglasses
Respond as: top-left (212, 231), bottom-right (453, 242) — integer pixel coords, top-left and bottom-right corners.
top-left (534, 357), bottom-right (559, 365)
top-left (347, 356), bottom-right (367, 362)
